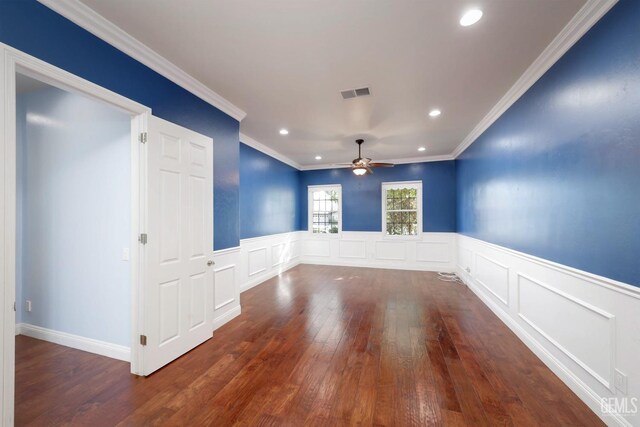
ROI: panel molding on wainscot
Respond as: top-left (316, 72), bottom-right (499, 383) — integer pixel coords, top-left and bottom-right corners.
top-left (516, 272), bottom-right (615, 391)
top-left (248, 247), bottom-right (268, 277)
top-left (456, 234), bottom-right (640, 427)
top-left (240, 232), bottom-right (303, 292)
top-left (212, 246), bottom-right (242, 330)
top-left (474, 253), bottom-right (510, 307)
top-left (302, 232), bottom-right (456, 272)
top-left (416, 241), bottom-right (450, 264)
top-left (302, 238), bottom-right (331, 258)
top-left (338, 240), bottom-right (367, 259)
top-left (375, 241), bottom-right (406, 261)
top-left (213, 264), bottom-right (236, 311)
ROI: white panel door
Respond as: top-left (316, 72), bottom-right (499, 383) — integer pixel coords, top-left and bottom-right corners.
top-left (143, 116), bottom-right (214, 375)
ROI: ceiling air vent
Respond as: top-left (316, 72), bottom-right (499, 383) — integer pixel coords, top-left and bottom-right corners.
top-left (341, 87), bottom-right (371, 100)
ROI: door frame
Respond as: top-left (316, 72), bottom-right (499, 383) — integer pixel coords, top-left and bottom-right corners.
top-left (1, 42), bottom-right (151, 426)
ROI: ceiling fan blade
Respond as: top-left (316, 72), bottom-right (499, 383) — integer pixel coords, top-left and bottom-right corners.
top-left (333, 163), bottom-right (355, 166)
top-left (366, 166), bottom-right (374, 174)
top-left (369, 162), bottom-right (395, 168)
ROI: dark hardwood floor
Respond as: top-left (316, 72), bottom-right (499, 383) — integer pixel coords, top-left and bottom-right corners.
top-left (15, 264), bottom-right (603, 426)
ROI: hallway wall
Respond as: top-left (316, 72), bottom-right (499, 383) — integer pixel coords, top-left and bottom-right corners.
top-left (17, 85), bottom-right (131, 347)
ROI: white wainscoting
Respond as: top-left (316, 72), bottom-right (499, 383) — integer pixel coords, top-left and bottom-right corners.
top-left (212, 246), bottom-right (242, 330)
top-left (239, 232), bottom-right (302, 292)
top-left (456, 234), bottom-right (640, 427)
top-left (301, 231), bottom-right (457, 272)
top-left (237, 231), bottom-right (455, 292)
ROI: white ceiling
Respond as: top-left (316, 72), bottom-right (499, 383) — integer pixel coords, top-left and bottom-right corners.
top-left (78, 0), bottom-right (586, 166)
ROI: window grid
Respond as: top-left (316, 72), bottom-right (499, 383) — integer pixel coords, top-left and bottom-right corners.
top-left (384, 187), bottom-right (419, 236)
top-left (311, 189), bottom-right (340, 234)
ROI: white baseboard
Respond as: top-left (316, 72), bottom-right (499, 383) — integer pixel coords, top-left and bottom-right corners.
top-left (300, 258), bottom-right (453, 272)
top-left (16, 323), bottom-right (130, 362)
top-left (213, 305), bottom-right (241, 331)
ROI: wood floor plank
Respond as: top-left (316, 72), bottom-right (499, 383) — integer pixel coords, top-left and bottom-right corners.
top-left (15, 265), bottom-right (604, 426)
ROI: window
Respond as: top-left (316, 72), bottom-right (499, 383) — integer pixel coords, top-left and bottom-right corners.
top-left (382, 181), bottom-right (422, 237)
top-left (308, 185), bottom-right (342, 235)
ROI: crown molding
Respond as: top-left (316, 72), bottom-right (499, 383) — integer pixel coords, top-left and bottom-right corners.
top-left (37, 0), bottom-right (246, 122)
top-left (241, 0), bottom-right (617, 165)
top-left (42, 0), bottom-right (616, 162)
top-left (240, 133), bottom-right (302, 170)
top-left (299, 154), bottom-right (455, 171)
top-left (451, 0), bottom-right (618, 158)
top-left (239, 132), bottom-right (453, 171)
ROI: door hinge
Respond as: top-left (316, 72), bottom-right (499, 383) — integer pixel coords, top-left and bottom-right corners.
top-left (140, 335), bottom-right (147, 346)
top-left (13, 301), bottom-right (16, 312)
top-left (139, 132), bottom-right (148, 143)
top-left (139, 233), bottom-right (148, 245)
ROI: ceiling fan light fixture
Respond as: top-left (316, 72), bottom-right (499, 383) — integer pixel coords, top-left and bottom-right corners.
top-left (353, 167), bottom-right (367, 176)
top-left (341, 139), bottom-right (393, 176)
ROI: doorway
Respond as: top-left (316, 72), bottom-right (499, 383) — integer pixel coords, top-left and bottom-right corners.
top-left (13, 73), bottom-right (134, 425)
top-left (0, 44), bottom-right (149, 426)
top-left (2, 43), bottom-right (216, 426)
top-left (15, 72), bottom-right (133, 358)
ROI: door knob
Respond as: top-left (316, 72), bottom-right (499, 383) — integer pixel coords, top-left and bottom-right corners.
top-left (207, 260), bottom-right (214, 266)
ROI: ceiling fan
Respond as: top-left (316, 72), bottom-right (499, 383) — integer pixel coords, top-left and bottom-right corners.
top-left (336, 139), bottom-right (394, 175)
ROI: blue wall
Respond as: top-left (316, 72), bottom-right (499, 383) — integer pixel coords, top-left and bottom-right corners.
top-left (239, 143), bottom-right (301, 239)
top-left (299, 161), bottom-right (456, 232)
top-left (0, 0), bottom-right (240, 250)
top-left (5, 0), bottom-right (637, 286)
top-left (456, 0), bottom-right (640, 286)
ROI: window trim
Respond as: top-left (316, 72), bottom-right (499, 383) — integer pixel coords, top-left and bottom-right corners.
top-left (381, 180), bottom-right (423, 239)
top-left (308, 184), bottom-right (342, 237)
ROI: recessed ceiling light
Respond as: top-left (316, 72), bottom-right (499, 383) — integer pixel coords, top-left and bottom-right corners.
top-left (315, 155), bottom-right (322, 160)
top-left (460, 9), bottom-right (483, 27)
top-left (418, 147), bottom-right (426, 152)
top-left (279, 128), bottom-right (289, 135)
top-left (429, 109), bottom-right (441, 117)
